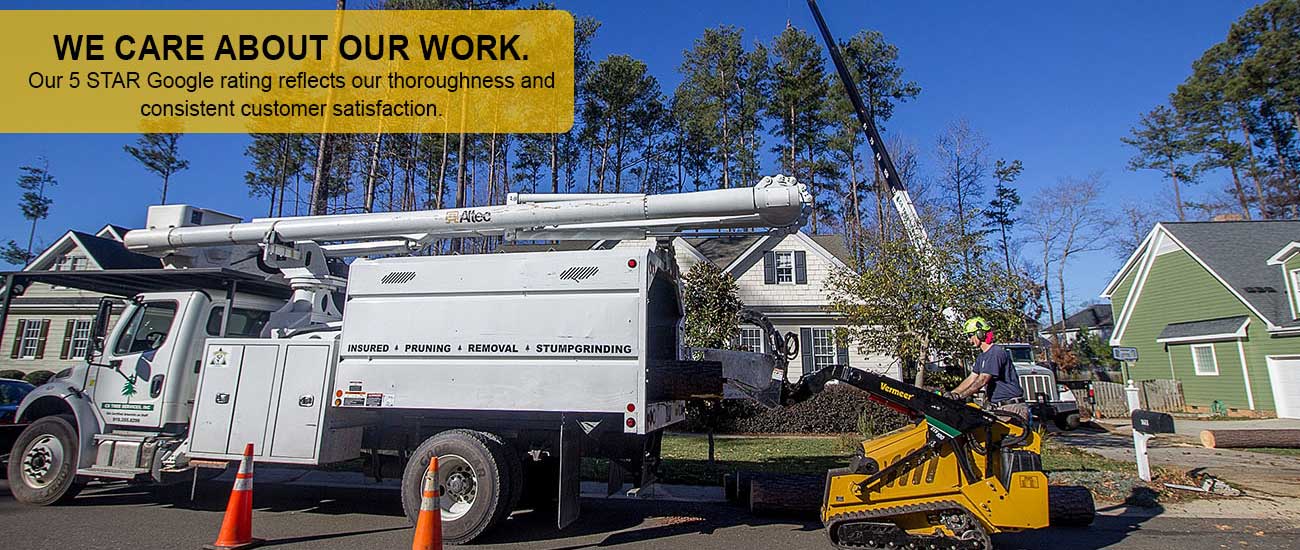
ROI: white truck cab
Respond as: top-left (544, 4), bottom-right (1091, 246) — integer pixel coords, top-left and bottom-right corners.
top-left (1004, 343), bottom-right (1081, 430)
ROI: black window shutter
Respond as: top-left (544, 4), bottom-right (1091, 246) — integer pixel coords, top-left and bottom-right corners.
top-left (800, 327), bottom-right (813, 373)
top-left (60, 319), bottom-right (75, 360)
top-left (10, 319), bottom-right (27, 358)
top-left (794, 251), bottom-right (808, 284)
top-left (763, 251), bottom-right (776, 284)
top-left (34, 319), bottom-right (50, 359)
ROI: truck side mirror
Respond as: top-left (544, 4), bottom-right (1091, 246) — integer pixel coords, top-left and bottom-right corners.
top-left (88, 297), bottom-right (114, 358)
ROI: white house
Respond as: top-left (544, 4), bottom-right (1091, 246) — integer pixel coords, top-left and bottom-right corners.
top-left (505, 231), bottom-right (900, 381)
top-left (1, 225), bottom-right (159, 374)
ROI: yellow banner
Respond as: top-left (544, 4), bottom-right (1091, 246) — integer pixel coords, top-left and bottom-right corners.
top-left (0, 10), bottom-right (575, 133)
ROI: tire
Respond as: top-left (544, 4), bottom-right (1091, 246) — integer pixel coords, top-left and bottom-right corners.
top-left (401, 430), bottom-right (514, 544)
top-left (1049, 485), bottom-right (1096, 527)
top-left (7, 415), bottom-right (85, 505)
top-left (1054, 412), bottom-right (1082, 431)
top-left (479, 432), bottom-right (522, 514)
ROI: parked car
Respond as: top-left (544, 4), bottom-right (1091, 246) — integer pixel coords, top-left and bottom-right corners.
top-left (0, 378), bottom-right (35, 425)
top-left (1, 378), bottom-right (36, 461)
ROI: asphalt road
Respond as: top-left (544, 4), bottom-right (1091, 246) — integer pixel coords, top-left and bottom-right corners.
top-left (2, 478), bottom-right (1298, 550)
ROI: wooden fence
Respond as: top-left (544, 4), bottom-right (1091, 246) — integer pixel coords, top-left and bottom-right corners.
top-left (1087, 379), bottom-right (1185, 418)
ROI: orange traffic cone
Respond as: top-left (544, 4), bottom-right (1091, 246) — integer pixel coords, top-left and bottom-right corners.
top-left (411, 456), bottom-right (443, 550)
top-left (205, 443), bottom-right (262, 550)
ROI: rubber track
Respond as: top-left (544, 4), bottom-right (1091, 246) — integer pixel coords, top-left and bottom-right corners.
top-left (825, 499), bottom-right (991, 550)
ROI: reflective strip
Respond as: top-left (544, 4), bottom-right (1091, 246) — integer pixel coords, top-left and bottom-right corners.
top-left (233, 476), bottom-right (253, 491)
top-left (419, 493), bottom-right (440, 511)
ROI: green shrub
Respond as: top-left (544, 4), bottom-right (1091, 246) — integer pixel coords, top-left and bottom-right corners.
top-left (0, 369), bottom-right (26, 381)
top-left (24, 370), bottom-right (56, 386)
top-left (683, 384), bottom-right (910, 436)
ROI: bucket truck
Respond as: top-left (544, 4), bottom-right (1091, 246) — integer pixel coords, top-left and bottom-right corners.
top-left (3, 176), bottom-right (810, 543)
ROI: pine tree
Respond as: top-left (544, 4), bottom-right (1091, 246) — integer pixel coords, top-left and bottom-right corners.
top-left (244, 134), bottom-right (312, 217)
top-left (124, 133), bottom-right (189, 205)
top-left (984, 159), bottom-right (1022, 275)
top-left (1121, 104), bottom-right (1196, 221)
top-left (770, 25), bottom-right (837, 231)
top-left (675, 26), bottom-right (766, 190)
top-left (581, 55), bottom-right (664, 194)
top-left (6, 158), bottom-right (56, 266)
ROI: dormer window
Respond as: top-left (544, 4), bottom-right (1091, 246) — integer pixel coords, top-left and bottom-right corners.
top-left (53, 255), bottom-right (85, 271)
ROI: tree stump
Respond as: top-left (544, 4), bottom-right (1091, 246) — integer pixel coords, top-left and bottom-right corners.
top-left (1200, 429), bottom-right (1300, 449)
top-left (1048, 485), bottom-right (1096, 527)
top-left (748, 474), bottom-right (825, 518)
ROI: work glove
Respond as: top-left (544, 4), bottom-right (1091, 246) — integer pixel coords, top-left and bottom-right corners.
top-left (942, 391), bottom-right (961, 401)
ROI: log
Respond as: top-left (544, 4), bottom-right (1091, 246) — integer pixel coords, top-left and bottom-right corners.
top-left (1200, 429), bottom-right (1300, 449)
top-left (1048, 485), bottom-right (1096, 527)
top-left (748, 474), bottom-right (825, 518)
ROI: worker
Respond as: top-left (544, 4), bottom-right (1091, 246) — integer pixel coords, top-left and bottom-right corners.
top-left (946, 317), bottom-right (1028, 421)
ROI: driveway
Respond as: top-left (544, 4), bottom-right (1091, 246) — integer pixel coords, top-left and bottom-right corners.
top-left (2, 478), bottom-right (1299, 550)
top-left (1056, 423), bottom-right (1300, 499)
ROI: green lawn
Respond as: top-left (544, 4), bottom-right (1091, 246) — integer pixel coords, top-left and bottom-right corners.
top-left (1041, 439), bottom-right (1132, 473)
top-left (584, 434), bottom-right (853, 486)
top-left (583, 433), bottom-right (1131, 486)
top-left (1242, 447), bottom-right (1300, 457)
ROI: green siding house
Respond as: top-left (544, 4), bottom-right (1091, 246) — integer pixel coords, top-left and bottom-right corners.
top-left (1102, 221), bottom-right (1300, 418)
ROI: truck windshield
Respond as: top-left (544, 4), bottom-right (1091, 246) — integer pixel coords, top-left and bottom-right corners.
top-left (1007, 347), bottom-right (1034, 363)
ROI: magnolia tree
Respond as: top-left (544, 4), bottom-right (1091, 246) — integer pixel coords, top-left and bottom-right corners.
top-left (827, 223), bottom-right (1036, 387)
top-left (681, 262), bottom-right (743, 349)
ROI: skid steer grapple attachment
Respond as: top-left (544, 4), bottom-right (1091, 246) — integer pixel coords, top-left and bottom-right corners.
top-left (786, 366), bottom-right (1052, 550)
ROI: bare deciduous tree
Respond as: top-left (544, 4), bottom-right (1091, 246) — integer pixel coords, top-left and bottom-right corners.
top-left (1028, 175), bottom-right (1113, 343)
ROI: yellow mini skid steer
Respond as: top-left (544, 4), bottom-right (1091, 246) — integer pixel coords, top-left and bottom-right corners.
top-left (786, 366), bottom-right (1089, 550)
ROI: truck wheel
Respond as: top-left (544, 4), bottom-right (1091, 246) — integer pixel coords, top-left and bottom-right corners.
top-left (1054, 412), bottom-right (1081, 431)
top-left (7, 415), bottom-right (85, 505)
top-left (479, 432), bottom-right (522, 513)
top-left (401, 430), bottom-right (514, 544)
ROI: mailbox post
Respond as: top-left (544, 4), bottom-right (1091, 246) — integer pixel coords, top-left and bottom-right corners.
top-left (1129, 407), bottom-right (1176, 482)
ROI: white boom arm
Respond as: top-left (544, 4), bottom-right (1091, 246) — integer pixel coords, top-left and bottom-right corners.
top-left (122, 175), bottom-right (811, 336)
top-left (123, 175), bottom-right (810, 254)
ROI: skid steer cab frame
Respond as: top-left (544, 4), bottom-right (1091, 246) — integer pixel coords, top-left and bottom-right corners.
top-left (786, 366), bottom-right (1051, 550)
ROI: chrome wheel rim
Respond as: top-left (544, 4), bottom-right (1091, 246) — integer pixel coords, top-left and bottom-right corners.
top-left (438, 454), bottom-right (478, 521)
top-left (22, 434), bottom-right (65, 489)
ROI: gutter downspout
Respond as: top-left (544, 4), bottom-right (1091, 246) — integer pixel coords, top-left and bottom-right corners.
top-left (1236, 339), bottom-right (1255, 410)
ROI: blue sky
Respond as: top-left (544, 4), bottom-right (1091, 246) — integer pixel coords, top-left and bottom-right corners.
top-left (0, 1), bottom-right (1263, 313)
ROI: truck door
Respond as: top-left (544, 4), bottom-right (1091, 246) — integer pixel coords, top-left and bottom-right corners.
top-left (92, 291), bottom-right (208, 429)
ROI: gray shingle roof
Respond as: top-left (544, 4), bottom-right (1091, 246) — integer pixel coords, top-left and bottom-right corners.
top-left (1157, 316), bottom-right (1250, 341)
top-left (1161, 220), bottom-right (1300, 325)
top-left (71, 231), bottom-right (162, 270)
top-left (1045, 304), bottom-right (1113, 332)
top-left (683, 235), bottom-right (763, 268)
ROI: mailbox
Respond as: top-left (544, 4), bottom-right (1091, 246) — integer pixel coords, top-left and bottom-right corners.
top-left (1131, 410), bottom-right (1175, 434)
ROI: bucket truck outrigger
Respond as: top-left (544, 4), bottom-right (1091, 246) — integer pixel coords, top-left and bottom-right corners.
top-left (4, 176), bottom-right (811, 543)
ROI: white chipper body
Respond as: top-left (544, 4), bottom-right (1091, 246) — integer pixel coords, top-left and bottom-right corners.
top-left (5, 177), bottom-right (808, 543)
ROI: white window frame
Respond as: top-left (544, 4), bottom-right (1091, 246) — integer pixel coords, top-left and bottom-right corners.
top-left (774, 251), bottom-right (795, 284)
top-left (70, 319), bottom-right (93, 359)
top-left (738, 326), bottom-right (764, 353)
top-left (1191, 343), bottom-right (1219, 376)
top-left (811, 327), bottom-right (836, 370)
top-left (19, 320), bottom-right (42, 359)
top-left (1291, 268), bottom-right (1300, 315)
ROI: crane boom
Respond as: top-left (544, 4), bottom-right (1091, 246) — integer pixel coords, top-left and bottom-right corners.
top-left (123, 175), bottom-right (810, 254)
top-left (805, 0), bottom-right (932, 262)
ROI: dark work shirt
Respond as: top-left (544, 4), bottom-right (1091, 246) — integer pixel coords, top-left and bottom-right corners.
top-left (973, 344), bottom-right (1023, 403)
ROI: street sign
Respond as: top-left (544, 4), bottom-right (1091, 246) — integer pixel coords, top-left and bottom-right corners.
top-left (1113, 346), bottom-right (1138, 361)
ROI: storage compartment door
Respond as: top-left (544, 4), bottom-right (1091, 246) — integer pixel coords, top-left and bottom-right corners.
top-left (190, 344), bottom-right (245, 455)
top-left (270, 344), bottom-right (330, 459)
top-left (225, 345), bottom-right (280, 455)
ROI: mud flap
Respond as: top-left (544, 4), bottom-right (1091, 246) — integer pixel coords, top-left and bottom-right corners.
top-left (557, 416), bottom-right (582, 530)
